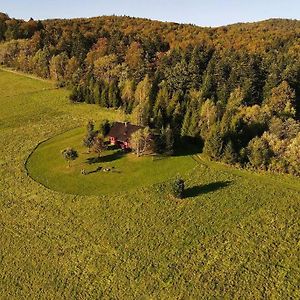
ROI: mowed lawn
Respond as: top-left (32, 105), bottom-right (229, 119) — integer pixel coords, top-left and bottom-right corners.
top-left (1, 68), bottom-right (300, 299)
top-left (26, 127), bottom-right (197, 195)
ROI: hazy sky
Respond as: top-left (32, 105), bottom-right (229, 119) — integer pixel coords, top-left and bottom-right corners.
top-left (1, 0), bottom-right (299, 27)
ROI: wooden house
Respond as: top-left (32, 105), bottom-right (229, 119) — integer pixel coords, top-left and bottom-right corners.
top-left (107, 122), bottom-right (143, 150)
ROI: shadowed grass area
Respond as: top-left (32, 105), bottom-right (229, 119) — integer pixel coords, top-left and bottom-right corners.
top-left (184, 180), bottom-right (232, 198)
top-left (86, 150), bottom-right (125, 164)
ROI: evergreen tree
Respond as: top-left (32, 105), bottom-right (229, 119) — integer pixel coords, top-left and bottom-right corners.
top-left (203, 124), bottom-right (224, 159)
top-left (100, 84), bottom-right (109, 107)
top-left (93, 82), bottom-right (101, 105)
top-left (154, 109), bottom-right (164, 130)
top-left (181, 108), bottom-right (191, 137)
top-left (108, 81), bottom-right (121, 107)
top-left (164, 125), bottom-right (175, 154)
top-left (222, 141), bottom-right (237, 164)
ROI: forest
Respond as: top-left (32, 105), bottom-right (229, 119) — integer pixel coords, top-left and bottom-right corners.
top-left (1, 12), bottom-right (299, 175)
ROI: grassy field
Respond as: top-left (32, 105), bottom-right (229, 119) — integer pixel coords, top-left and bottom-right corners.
top-left (1, 68), bottom-right (300, 299)
top-left (26, 127), bottom-right (197, 196)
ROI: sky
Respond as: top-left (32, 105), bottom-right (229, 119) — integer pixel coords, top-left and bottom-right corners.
top-left (0, 0), bottom-right (299, 27)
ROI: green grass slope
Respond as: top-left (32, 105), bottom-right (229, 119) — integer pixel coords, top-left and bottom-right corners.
top-left (0, 69), bottom-right (300, 299)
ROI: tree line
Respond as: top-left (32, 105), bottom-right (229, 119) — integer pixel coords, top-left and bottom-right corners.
top-left (1, 13), bottom-right (300, 175)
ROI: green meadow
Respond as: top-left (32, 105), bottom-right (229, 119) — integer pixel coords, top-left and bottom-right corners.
top-left (26, 127), bottom-right (197, 196)
top-left (1, 68), bottom-right (300, 299)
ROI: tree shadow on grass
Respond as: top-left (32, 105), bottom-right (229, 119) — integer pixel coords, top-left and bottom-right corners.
top-left (184, 181), bottom-right (233, 198)
top-left (173, 137), bottom-right (203, 157)
top-left (86, 151), bottom-right (125, 165)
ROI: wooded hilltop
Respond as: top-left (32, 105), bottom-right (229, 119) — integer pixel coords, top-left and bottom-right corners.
top-left (1, 12), bottom-right (299, 175)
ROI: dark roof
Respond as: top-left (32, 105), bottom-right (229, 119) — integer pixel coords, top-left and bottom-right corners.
top-left (107, 122), bottom-right (143, 142)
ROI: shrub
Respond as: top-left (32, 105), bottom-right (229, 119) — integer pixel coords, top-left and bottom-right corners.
top-left (61, 148), bottom-right (78, 167)
top-left (168, 177), bottom-right (185, 199)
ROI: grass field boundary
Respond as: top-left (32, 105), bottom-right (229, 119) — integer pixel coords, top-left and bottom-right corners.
top-left (24, 126), bottom-right (80, 195)
top-left (0, 66), bottom-right (55, 83)
top-left (194, 153), bottom-right (300, 192)
top-left (2, 87), bottom-right (59, 99)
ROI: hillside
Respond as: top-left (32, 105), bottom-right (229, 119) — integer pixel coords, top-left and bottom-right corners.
top-left (0, 13), bottom-right (299, 176)
top-left (1, 68), bottom-right (300, 298)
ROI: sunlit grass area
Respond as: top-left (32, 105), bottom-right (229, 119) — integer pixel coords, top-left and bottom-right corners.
top-left (26, 127), bottom-right (197, 195)
top-left (1, 69), bottom-right (300, 299)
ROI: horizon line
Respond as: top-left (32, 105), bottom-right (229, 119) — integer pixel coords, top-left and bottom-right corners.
top-left (2, 11), bottom-right (300, 28)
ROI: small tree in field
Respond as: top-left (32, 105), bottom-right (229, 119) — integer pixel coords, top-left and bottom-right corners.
top-left (61, 148), bottom-right (78, 167)
top-left (169, 177), bottom-right (185, 199)
top-left (92, 136), bottom-right (106, 157)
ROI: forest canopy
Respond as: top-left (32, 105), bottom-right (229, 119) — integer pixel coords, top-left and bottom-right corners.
top-left (1, 13), bottom-right (300, 175)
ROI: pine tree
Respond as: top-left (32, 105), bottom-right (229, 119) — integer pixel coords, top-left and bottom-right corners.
top-left (108, 81), bottom-right (121, 108)
top-left (181, 108), bottom-right (191, 137)
top-left (165, 125), bottom-right (175, 154)
top-left (203, 124), bottom-right (224, 159)
top-left (222, 141), bottom-right (237, 164)
top-left (154, 109), bottom-right (164, 130)
top-left (93, 82), bottom-right (101, 105)
top-left (100, 84), bottom-right (108, 107)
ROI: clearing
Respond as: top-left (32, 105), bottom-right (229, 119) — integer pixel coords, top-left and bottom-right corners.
top-left (26, 127), bottom-right (197, 196)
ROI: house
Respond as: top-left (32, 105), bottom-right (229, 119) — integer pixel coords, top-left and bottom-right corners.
top-left (107, 122), bottom-right (143, 150)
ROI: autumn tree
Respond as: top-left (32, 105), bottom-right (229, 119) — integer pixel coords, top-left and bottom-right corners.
top-left (125, 41), bottom-right (144, 70)
top-left (49, 52), bottom-right (68, 82)
top-left (264, 81), bottom-right (296, 118)
top-left (247, 136), bottom-right (273, 169)
top-left (92, 136), bottom-right (106, 157)
top-left (130, 127), bottom-right (152, 157)
top-left (285, 133), bottom-right (300, 175)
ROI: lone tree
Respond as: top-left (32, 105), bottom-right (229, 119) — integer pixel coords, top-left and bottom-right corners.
top-left (169, 177), bottom-right (185, 199)
top-left (61, 148), bottom-right (78, 167)
top-left (83, 120), bottom-right (97, 152)
top-left (92, 136), bottom-right (106, 157)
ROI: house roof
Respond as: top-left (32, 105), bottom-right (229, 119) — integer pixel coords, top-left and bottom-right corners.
top-left (107, 122), bottom-right (143, 142)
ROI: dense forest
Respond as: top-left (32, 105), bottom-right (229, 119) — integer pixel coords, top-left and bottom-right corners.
top-left (1, 12), bottom-right (300, 175)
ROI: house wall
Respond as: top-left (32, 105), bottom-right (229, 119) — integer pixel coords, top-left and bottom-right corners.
top-left (109, 137), bottom-right (116, 145)
top-left (109, 136), bottom-right (131, 150)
